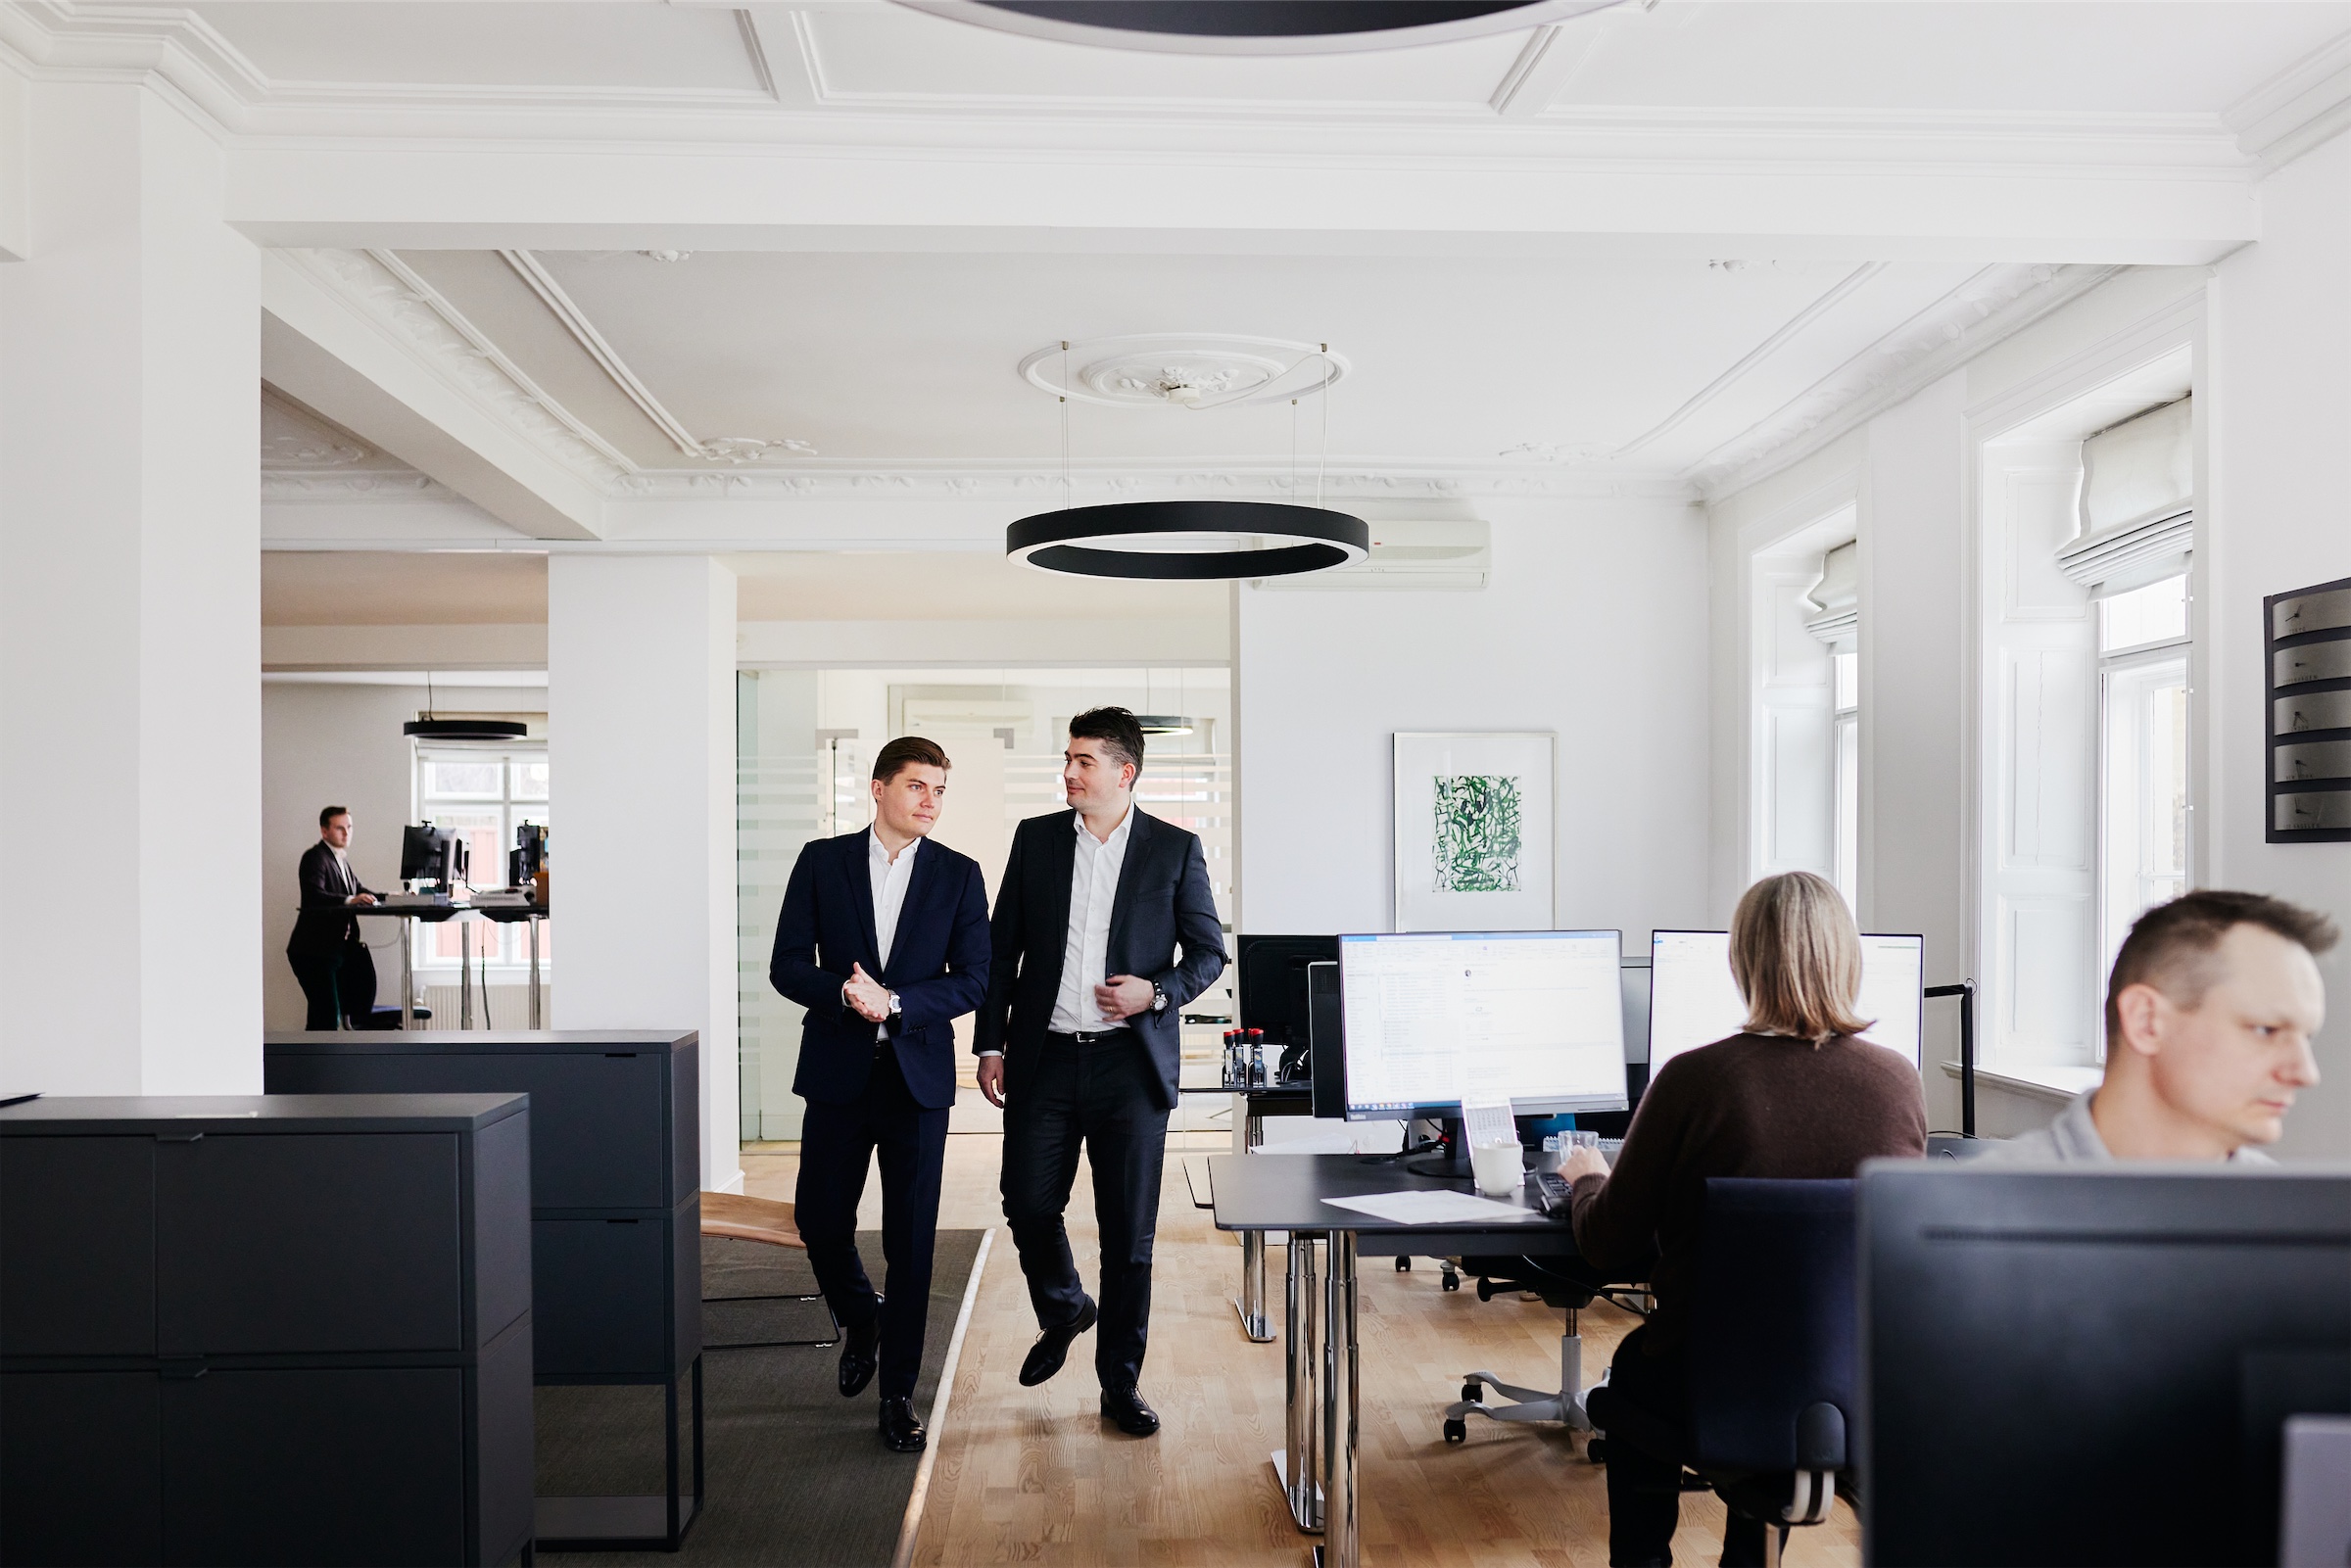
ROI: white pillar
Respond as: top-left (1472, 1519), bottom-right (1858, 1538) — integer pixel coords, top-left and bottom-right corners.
top-left (549, 555), bottom-right (741, 1192)
top-left (0, 83), bottom-right (261, 1095)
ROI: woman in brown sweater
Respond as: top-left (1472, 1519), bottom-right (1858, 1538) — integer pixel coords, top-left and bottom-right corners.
top-left (1559, 871), bottom-right (1926, 1567)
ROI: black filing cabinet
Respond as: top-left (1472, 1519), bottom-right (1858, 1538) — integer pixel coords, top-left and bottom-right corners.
top-left (0, 1094), bottom-right (534, 1568)
top-left (264, 1031), bottom-right (702, 1549)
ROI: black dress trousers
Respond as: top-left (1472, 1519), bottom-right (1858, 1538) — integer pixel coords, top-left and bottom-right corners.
top-left (998, 1030), bottom-right (1168, 1391)
top-left (291, 940), bottom-right (376, 1030)
top-left (794, 1044), bottom-right (952, 1402)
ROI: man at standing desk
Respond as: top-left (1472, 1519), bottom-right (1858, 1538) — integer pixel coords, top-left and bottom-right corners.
top-left (975, 707), bottom-right (1226, 1439)
top-left (770, 736), bottom-right (991, 1454)
top-left (287, 805), bottom-right (381, 1030)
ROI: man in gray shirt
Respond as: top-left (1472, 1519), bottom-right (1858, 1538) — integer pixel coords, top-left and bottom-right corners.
top-left (1989, 889), bottom-right (2331, 1164)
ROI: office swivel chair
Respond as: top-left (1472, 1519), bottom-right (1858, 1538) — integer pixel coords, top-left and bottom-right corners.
top-left (1440, 1253), bottom-right (1649, 1447)
top-left (1590, 1178), bottom-right (1856, 1566)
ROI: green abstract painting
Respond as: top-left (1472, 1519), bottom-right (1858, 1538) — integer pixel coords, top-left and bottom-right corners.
top-left (1432, 775), bottom-right (1521, 893)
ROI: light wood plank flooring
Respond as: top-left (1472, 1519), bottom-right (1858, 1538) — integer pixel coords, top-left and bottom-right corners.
top-left (742, 1133), bottom-right (1860, 1568)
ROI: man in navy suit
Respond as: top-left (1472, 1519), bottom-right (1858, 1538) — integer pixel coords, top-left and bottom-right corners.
top-left (770, 736), bottom-right (990, 1453)
top-left (974, 708), bottom-right (1226, 1438)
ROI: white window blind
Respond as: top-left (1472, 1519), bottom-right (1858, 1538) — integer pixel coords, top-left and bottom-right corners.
top-left (1804, 540), bottom-right (1858, 646)
top-left (2058, 396), bottom-right (2191, 598)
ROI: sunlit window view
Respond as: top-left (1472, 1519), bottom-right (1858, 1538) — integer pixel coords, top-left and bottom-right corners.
top-left (415, 750), bottom-right (551, 969)
top-left (2098, 575), bottom-right (2190, 1012)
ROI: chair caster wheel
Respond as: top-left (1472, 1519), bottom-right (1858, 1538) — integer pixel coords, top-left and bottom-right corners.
top-left (1461, 1381), bottom-right (1482, 1403)
top-left (1586, 1438), bottom-right (1608, 1465)
top-left (1475, 1278), bottom-right (1498, 1302)
top-left (1443, 1418), bottom-right (1466, 1444)
top-left (1440, 1270), bottom-right (1460, 1293)
top-left (1395, 1257), bottom-right (1412, 1272)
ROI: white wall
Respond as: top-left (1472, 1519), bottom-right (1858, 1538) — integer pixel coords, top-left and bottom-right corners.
top-left (551, 555), bottom-right (741, 1191)
top-left (2206, 132), bottom-right (2351, 1160)
top-left (1235, 499), bottom-right (1710, 948)
top-left (260, 681), bottom-right (548, 1030)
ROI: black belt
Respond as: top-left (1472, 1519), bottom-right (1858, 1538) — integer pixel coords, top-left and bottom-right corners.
top-left (1048, 1028), bottom-right (1131, 1046)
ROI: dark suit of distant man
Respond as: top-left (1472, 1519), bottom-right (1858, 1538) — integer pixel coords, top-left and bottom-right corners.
top-left (769, 737), bottom-right (990, 1451)
top-left (287, 808), bottom-right (381, 1030)
top-left (974, 710), bottom-right (1226, 1430)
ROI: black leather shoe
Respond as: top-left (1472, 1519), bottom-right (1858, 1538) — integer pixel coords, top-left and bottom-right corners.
top-left (1018, 1296), bottom-right (1097, 1387)
top-left (880, 1397), bottom-right (926, 1452)
top-left (1100, 1386), bottom-right (1160, 1437)
top-left (838, 1307), bottom-right (881, 1399)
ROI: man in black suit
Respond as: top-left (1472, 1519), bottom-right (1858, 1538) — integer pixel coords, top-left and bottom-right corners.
top-left (287, 805), bottom-right (382, 1030)
top-left (975, 707), bottom-right (1226, 1438)
top-left (770, 736), bottom-right (990, 1453)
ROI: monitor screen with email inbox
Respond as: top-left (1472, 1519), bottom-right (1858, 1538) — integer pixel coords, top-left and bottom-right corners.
top-left (1339, 929), bottom-right (1627, 1120)
top-left (1647, 928), bottom-right (1925, 1071)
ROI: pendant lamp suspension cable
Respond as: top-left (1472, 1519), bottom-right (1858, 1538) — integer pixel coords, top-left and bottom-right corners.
top-left (1317, 343), bottom-right (1329, 511)
top-left (1059, 339), bottom-right (1071, 510)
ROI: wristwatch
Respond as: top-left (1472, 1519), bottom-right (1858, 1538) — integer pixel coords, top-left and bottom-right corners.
top-left (1150, 981), bottom-right (1168, 1014)
top-left (888, 991), bottom-right (903, 1019)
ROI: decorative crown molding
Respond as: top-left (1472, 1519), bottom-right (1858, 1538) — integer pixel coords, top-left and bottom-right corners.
top-left (1690, 262), bottom-right (2126, 499)
top-left (2225, 29), bottom-right (2351, 171)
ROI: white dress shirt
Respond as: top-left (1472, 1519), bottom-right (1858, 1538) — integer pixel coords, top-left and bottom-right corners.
top-left (1049, 807), bottom-right (1133, 1034)
top-left (858, 830), bottom-right (919, 1038)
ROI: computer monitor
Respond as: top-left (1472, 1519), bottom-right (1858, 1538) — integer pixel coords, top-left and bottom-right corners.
top-left (400, 824), bottom-right (454, 884)
top-left (1234, 934), bottom-right (1339, 1047)
top-left (1861, 1164), bottom-right (2351, 1567)
top-left (1337, 929), bottom-right (1627, 1121)
top-left (1306, 959), bottom-right (1344, 1119)
top-left (1647, 928), bottom-right (1924, 1070)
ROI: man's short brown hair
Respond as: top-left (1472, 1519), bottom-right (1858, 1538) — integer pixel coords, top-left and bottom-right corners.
top-left (872, 736), bottom-right (950, 784)
top-left (2106, 889), bottom-right (2339, 1043)
top-left (1068, 706), bottom-right (1146, 779)
top-left (319, 805), bottom-right (349, 829)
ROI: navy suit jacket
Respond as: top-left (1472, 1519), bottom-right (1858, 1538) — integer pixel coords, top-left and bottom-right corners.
top-left (973, 807), bottom-right (1226, 1112)
top-left (769, 830), bottom-right (991, 1112)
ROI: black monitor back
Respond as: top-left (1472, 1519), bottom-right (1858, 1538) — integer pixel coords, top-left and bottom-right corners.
top-left (1235, 934), bottom-right (1338, 1047)
top-left (400, 824), bottom-right (450, 882)
top-left (1306, 960), bottom-right (1343, 1119)
top-left (1860, 1163), bottom-right (2351, 1567)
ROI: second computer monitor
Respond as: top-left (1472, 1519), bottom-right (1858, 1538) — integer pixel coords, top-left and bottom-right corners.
top-left (1648, 928), bottom-right (1924, 1070)
top-left (1338, 929), bottom-right (1627, 1121)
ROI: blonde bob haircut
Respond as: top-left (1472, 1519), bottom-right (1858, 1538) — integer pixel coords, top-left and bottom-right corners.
top-left (1729, 871), bottom-right (1874, 1045)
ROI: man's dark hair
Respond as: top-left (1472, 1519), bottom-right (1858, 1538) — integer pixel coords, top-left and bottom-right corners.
top-left (2106, 889), bottom-right (2339, 1042)
top-left (871, 735), bottom-right (950, 784)
top-left (319, 805), bottom-right (350, 829)
top-left (1068, 707), bottom-right (1145, 780)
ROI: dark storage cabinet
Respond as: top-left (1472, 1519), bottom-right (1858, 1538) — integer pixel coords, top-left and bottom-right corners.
top-left (265, 1031), bottom-right (702, 1549)
top-left (0, 1094), bottom-right (534, 1568)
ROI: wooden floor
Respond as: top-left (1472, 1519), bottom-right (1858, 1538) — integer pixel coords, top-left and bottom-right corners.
top-left (742, 1133), bottom-right (1861, 1568)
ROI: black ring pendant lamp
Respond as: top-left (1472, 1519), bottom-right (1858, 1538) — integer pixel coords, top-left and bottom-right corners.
top-left (1008, 500), bottom-right (1368, 581)
top-left (897, 0), bottom-right (1620, 54)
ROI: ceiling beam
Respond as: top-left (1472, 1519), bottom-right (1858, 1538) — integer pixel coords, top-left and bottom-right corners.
top-left (259, 251), bottom-right (603, 541)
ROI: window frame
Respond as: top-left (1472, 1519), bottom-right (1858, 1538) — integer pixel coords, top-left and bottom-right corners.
top-left (2092, 585), bottom-right (2191, 1056)
top-left (411, 743), bottom-right (550, 974)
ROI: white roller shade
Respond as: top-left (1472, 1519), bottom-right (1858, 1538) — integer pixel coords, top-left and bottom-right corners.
top-left (1804, 540), bottom-right (1858, 646)
top-left (2059, 396), bottom-right (2191, 597)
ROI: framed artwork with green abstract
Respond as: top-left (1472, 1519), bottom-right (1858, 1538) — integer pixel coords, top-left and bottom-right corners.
top-left (1391, 732), bottom-right (1556, 932)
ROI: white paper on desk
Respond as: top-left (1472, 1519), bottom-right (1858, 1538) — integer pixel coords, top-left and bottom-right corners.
top-left (1319, 1190), bottom-right (1542, 1226)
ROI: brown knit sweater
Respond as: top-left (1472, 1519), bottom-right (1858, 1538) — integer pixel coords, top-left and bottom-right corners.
top-left (1568, 1031), bottom-right (1927, 1354)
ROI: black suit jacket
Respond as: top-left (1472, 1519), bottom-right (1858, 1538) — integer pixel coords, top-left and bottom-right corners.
top-left (974, 807), bottom-right (1226, 1112)
top-left (768, 830), bottom-right (991, 1112)
top-left (287, 841), bottom-right (378, 960)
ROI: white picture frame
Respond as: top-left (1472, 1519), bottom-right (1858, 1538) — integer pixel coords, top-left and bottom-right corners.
top-left (1392, 732), bottom-right (1556, 933)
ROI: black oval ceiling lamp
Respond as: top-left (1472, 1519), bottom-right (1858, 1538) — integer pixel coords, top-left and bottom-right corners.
top-left (403, 673), bottom-right (530, 743)
top-left (1009, 499), bottom-right (1368, 580)
top-left (895, 0), bottom-right (1621, 54)
top-left (1134, 715), bottom-right (1198, 736)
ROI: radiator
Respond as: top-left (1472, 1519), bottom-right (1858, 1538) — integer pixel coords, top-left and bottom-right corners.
top-left (416, 981), bottom-right (551, 1030)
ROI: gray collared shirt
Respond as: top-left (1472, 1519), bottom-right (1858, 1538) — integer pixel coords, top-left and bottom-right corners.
top-left (1981, 1088), bottom-right (2276, 1164)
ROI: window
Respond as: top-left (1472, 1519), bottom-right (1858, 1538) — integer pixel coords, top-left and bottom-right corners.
top-left (413, 748), bottom-right (551, 971)
top-left (2097, 575), bottom-right (2189, 1007)
top-left (1833, 649), bottom-right (1858, 910)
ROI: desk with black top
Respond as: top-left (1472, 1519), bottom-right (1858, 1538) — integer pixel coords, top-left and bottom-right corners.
top-left (264, 1030), bottom-right (701, 1551)
top-left (353, 901), bottom-right (550, 1029)
top-left (0, 1093), bottom-right (536, 1567)
top-left (1180, 1079), bottom-right (1314, 1340)
top-left (1210, 1153), bottom-right (1580, 1568)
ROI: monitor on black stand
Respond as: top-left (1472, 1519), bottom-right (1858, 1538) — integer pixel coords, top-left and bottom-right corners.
top-left (1861, 1163), bottom-right (2351, 1567)
top-left (399, 824), bottom-right (453, 886)
top-left (1337, 929), bottom-right (1627, 1176)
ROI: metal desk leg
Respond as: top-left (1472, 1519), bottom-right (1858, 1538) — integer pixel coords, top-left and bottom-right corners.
top-left (1281, 1230), bottom-right (1322, 1532)
top-left (529, 915), bottom-right (543, 1029)
top-left (1235, 1106), bottom-right (1273, 1341)
top-left (460, 920), bottom-right (474, 1028)
top-left (1317, 1232), bottom-right (1360, 1568)
top-left (401, 918), bottom-right (415, 1029)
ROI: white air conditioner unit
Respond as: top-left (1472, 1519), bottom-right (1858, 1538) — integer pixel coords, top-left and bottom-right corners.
top-left (1254, 519), bottom-right (1490, 592)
